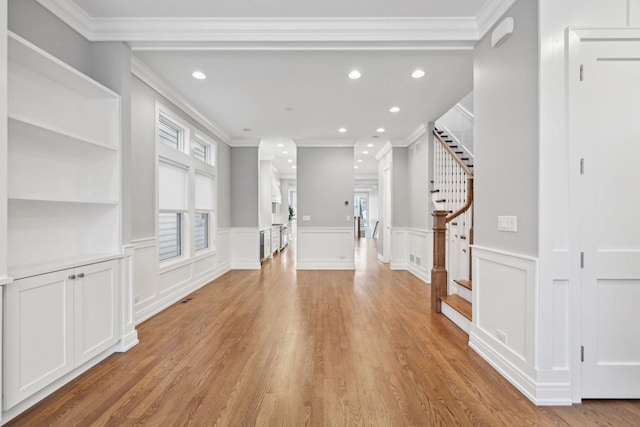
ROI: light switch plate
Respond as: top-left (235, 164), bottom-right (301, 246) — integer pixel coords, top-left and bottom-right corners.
top-left (498, 216), bottom-right (517, 232)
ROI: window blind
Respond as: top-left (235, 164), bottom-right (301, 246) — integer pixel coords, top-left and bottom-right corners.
top-left (159, 213), bottom-right (182, 261)
top-left (194, 212), bottom-right (209, 251)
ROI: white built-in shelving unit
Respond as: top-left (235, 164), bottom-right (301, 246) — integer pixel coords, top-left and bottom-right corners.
top-left (6, 32), bottom-right (121, 280)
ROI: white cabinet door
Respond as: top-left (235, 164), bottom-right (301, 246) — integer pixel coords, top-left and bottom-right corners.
top-left (4, 270), bottom-right (75, 409)
top-left (74, 260), bottom-right (120, 366)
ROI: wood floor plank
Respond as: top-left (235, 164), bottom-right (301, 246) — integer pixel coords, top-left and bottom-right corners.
top-left (6, 238), bottom-right (640, 426)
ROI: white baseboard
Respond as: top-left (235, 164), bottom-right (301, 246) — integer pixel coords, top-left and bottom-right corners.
top-left (469, 329), bottom-right (572, 406)
top-left (114, 330), bottom-right (139, 352)
top-left (407, 264), bottom-right (431, 284)
top-left (390, 262), bottom-right (407, 270)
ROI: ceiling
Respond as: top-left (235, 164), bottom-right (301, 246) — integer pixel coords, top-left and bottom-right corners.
top-left (37, 0), bottom-right (506, 180)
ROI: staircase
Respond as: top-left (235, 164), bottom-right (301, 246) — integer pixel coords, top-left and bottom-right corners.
top-left (431, 127), bottom-right (474, 333)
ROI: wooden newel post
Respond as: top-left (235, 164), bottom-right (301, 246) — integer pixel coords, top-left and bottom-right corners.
top-left (432, 210), bottom-right (448, 313)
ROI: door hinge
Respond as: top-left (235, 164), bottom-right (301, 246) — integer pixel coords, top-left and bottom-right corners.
top-left (580, 158), bottom-right (584, 175)
top-left (580, 252), bottom-right (584, 268)
top-left (581, 345), bottom-right (585, 362)
top-left (580, 64), bottom-right (584, 81)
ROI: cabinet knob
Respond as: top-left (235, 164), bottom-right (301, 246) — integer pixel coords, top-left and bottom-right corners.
top-left (77, 273), bottom-right (85, 278)
top-left (69, 274), bottom-right (76, 280)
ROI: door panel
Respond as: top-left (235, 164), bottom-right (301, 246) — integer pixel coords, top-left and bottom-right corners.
top-left (576, 40), bottom-right (640, 398)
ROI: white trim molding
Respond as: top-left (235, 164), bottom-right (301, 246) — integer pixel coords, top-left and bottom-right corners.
top-left (296, 227), bottom-right (355, 270)
top-left (132, 57), bottom-right (231, 145)
top-left (468, 246), bottom-right (571, 406)
top-left (36, 0), bottom-right (517, 48)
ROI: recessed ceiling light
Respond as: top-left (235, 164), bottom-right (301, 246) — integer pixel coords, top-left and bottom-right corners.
top-left (363, 151), bottom-right (369, 154)
top-left (288, 159), bottom-right (293, 163)
top-left (348, 70), bottom-right (362, 80)
top-left (192, 71), bottom-right (206, 80)
top-left (357, 159), bottom-right (363, 163)
top-left (367, 143), bottom-right (374, 147)
top-left (339, 128), bottom-right (347, 133)
top-left (292, 165), bottom-right (297, 169)
top-left (354, 166), bottom-right (359, 169)
top-left (243, 128), bottom-right (252, 132)
top-left (389, 106), bottom-right (400, 113)
top-left (376, 128), bottom-right (386, 133)
top-left (277, 143), bottom-right (284, 147)
top-left (283, 151), bottom-right (288, 154)
top-left (411, 69), bottom-right (426, 79)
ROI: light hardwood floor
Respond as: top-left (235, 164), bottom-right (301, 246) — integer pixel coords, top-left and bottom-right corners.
top-left (7, 239), bottom-right (640, 426)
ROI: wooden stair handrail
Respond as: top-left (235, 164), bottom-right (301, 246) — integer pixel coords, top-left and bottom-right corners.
top-left (431, 129), bottom-right (474, 314)
top-left (446, 176), bottom-right (473, 224)
top-left (434, 131), bottom-right (474, 178)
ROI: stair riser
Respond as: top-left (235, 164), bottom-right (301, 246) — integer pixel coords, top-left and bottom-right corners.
top-left (441, 302), bottom-right (471, 334)
top-left (457, 286), bottom-right (472, 303)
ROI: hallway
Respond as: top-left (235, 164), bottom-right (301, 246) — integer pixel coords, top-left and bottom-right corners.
top-left (8, 241), bottom-right (640, 426)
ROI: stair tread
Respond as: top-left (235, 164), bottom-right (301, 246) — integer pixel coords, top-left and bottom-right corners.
top-left (454, 279), bottom-right (473, 290)
top-left (440, 294), bottom-right (472, 320)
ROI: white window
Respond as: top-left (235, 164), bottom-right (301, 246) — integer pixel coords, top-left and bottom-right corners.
top-left (159, 213), bottom-right (182, 261)
top-left (194, 212), bottom-right (209, 251)
top-left (193, 139), bottom-right (209, 163)
top-left (158, 115), bottom-right (184, 151)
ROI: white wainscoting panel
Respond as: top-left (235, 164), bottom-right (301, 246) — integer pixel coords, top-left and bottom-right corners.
top-left (390, 228), bottom-right (408, 270)
top-left (407, 228), bottom-right (433, 283)
top-left (297, 227), bottom-right (354, 270)
top-left (216, 228), bottom-right (231, 270)
top-left (133, 231), bottom-right (232, 325)
top-left (468, 246), bottom-right (571, 406)
top-left (231, 227), bottom-right (260, 269)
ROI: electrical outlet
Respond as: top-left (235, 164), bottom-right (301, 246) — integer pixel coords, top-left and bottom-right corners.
top-left (346, 215), bottom-right (350, 222)
top-left (498, 216), bottom-right (517, 232)
top-left (303, 215), bottom-right (311, 222)
top-left (497, 330), bottom-right (507, 344)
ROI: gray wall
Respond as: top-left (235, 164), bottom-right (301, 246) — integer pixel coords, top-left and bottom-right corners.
top-left (131, 76), bottom-right (233, 238)
top-left (217, 142), bottom-right (231, 229)
top-left (473, 0), bottom-right (539, 256)
top-left (392, 147), bottom-right (410, 228)
top-left (297, 147), bottom-right (353, 228)
top-left (8, 0), bottom-right (92, 76)
top-left (230, 147), bottom-right (259, 227)
top-left (408, 135), bottom-right (430, 230)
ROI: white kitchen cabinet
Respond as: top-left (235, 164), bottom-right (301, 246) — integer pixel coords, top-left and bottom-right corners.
top-left (271, 226), bottom-right (281, 254)
top-left (3, 260), bottom-right (120, 410)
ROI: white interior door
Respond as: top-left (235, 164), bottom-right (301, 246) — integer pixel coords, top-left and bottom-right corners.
top-left (573, 36), bottom-right (640, 398)
top-left (382, 167), bottom-right (391, 262)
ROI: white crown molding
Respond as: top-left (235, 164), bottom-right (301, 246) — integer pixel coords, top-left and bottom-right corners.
top-left (131, 56), bottom-right (232, 144)
top-left (375, 141), bottom-right (393, 160)
top-left (294, 139), bottom-right (356, 148)
top-left (476, 0), bottom-right (517, 39)
top-left (405, 124), bottom-right (427, 146)
top-left (38, 0), bottom-right (516, 47)
top-left (229, 139), bottom-right (261, 147)
top-left (36, 0), bottom-right (94, 39)
top-left (36, 1), bottom-right (483, 46)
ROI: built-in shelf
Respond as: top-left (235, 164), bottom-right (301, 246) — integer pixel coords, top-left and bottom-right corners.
top-left (6, 31), bottom-right (121, 273)
top-left (9, 114), bottom-right (118, 152)
top-left (8, 253), bottom-right (123, 281)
